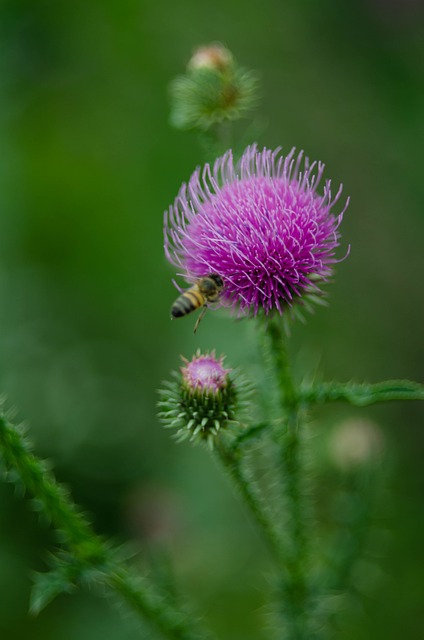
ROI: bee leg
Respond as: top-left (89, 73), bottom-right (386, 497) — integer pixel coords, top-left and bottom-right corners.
top-left (193, 306), bottom-right (208, 334)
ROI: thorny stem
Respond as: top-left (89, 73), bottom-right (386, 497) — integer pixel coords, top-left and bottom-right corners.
top-left (106, 568), bottom-right (203, 640)
top-left (264, 318), bottom-right (310, 640)
top-left (214, 438), bottom-right (287, 566)
top-left (264, 319), bottom-right (297, 409)
top-left (278, 411), bottom-right (309, 640)
top-left (0, 413), bottom-right (209, 640)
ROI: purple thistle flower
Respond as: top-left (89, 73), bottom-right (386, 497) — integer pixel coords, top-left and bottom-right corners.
top-left (164, 144), bottom-right (349, 316)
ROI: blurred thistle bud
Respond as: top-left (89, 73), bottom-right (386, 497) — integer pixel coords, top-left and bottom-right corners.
top-left (329, 418), bottom-right (385, 470)
top-left (158, 351), bottom-right (248, 447)
top-left (169, 43), bottom-right (259, 131)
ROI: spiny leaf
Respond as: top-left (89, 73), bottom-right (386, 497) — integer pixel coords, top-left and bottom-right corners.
top-left (30, 568), bottom-right (76, 615)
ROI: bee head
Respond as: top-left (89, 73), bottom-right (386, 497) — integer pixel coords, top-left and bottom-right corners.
top-left (209, 274), bottom-right (224, 289)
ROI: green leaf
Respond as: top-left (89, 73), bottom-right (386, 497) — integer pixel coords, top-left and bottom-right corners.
top-left (30, 568), bottom-right (76, 615)
top-left (300, 379), bottom-right (424, 407)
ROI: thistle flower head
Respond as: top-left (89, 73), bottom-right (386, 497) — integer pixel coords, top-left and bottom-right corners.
top-left (158, 351), bottom-right (247, 447)
top-left (164, 145), bottom-right (349, 318)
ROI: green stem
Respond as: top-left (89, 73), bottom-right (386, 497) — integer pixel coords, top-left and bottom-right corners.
top-left (279, 412), bottom-right (309, 640)
top-left (0, 413), bottom-right (208, 640)
top-left (264, 319), bottom-right (297, 409)
top-left (214, 438), bottom-right (287, 566)
top-left (264, 318), bottom-right (310, 640)
top-left (300, 379), bottom-right (424, 407)
top-left (199, 121), bottom-right (234, 163)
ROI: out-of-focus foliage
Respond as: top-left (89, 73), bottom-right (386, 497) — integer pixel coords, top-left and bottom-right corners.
top-left (0, 0), bottom-right (423, 638)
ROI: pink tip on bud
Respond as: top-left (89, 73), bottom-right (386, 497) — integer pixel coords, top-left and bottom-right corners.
top-left (181, 350), bottom-right (231, 393)
top-left (187, 43), bottom-right (234, 73)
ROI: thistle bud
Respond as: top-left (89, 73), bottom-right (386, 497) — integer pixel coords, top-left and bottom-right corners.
top-left (169, 44), bottom-right (259, 131)
top-left (158, 351), bottom-right (246, 447)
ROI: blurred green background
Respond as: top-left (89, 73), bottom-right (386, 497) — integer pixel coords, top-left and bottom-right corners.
top-left (1, 0), bottom-right (424, 638)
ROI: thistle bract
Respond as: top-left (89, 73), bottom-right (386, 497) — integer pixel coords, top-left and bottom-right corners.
top-left (158, 351), bottom-right (242, 447)
top-left (164, 145), bottom-right (349, 318)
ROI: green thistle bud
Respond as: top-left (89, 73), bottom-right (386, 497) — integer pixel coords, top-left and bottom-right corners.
top-left (158, 351), bottom-right (247, 448)
top-left (169, 43), bottom-right (259, 131)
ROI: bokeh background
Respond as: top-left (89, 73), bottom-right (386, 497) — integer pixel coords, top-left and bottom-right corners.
top-left (1, 1), bottom-right (424, 638)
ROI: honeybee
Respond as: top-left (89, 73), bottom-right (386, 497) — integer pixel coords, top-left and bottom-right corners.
top-left (171, 274), bottom-right (224, 333)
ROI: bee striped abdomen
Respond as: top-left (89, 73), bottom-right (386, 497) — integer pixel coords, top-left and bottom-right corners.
top-left (171, 287), bottom-right (205, 318)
